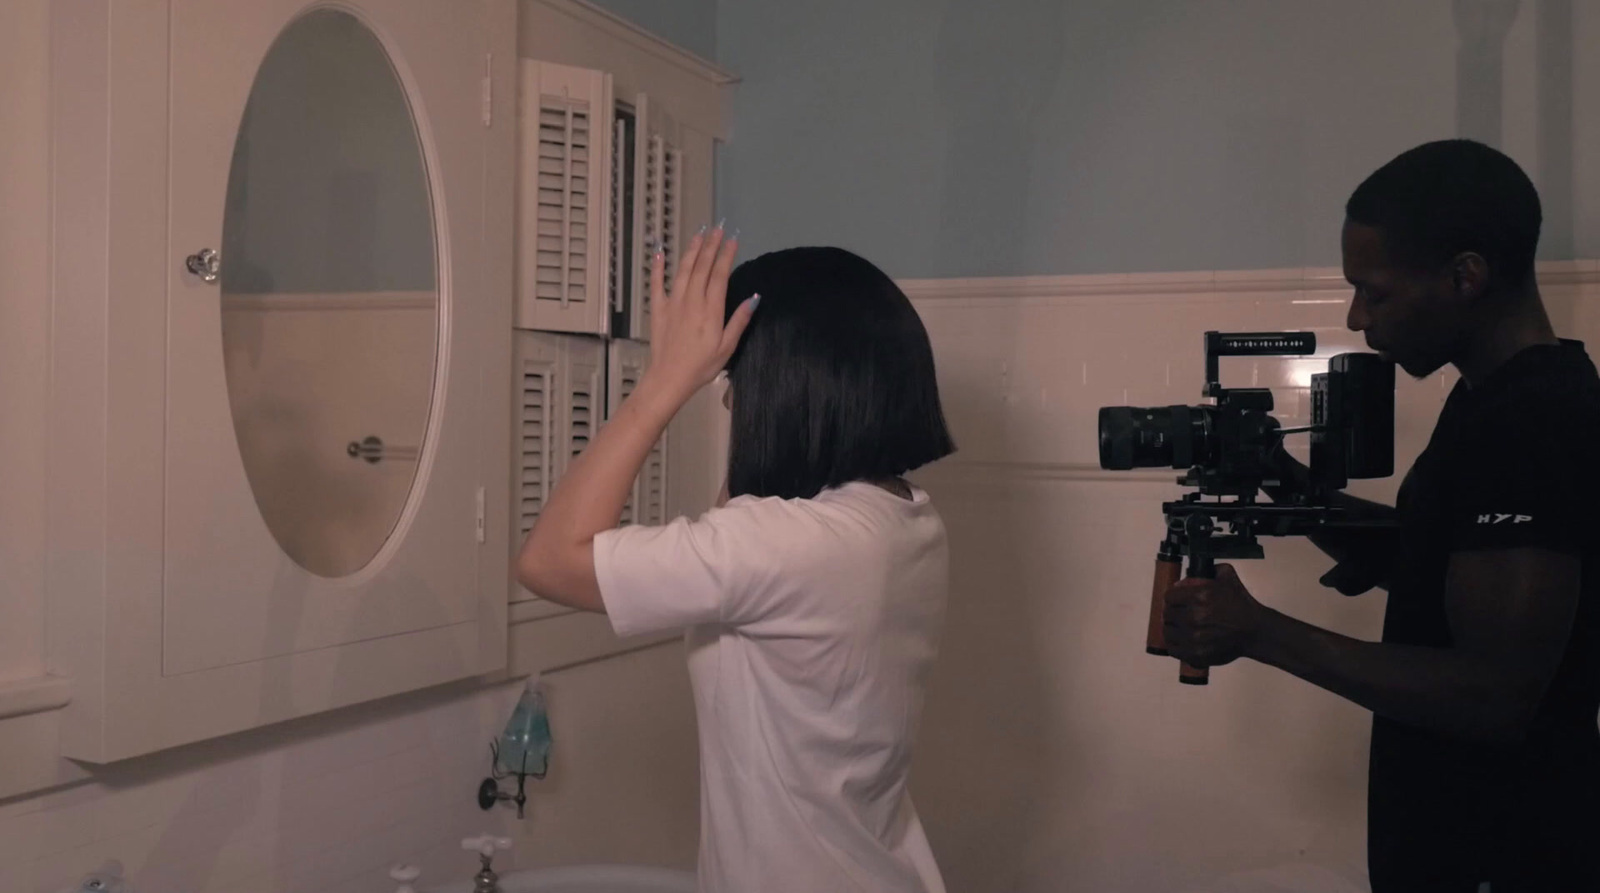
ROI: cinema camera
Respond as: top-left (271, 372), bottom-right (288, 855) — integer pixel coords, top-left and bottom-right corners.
top-left (1098, 332), bottom-right (1398, 685)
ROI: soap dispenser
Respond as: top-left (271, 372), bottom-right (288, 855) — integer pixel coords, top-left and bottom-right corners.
top-left (498, 678), bottom-right (552, 778)
top-left (478, 676), bottom-right (551, 818)
top-left (461, 835), bottom-right (512, 893)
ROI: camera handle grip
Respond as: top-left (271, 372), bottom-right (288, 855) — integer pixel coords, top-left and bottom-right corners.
top-left (1146, 552), bottom-right (1180, 656)
top-left (1177, 557), bottom-right (1214, 685)
top-left (1147, 548), bottom-right (1210, 685)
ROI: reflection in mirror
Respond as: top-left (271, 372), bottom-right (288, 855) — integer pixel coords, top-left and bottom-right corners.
top-left (221, 9), bottom-right (439, 578)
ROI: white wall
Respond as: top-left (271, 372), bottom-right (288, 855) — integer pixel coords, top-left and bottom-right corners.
top-left (717, 0), bottom-right (1592, 279)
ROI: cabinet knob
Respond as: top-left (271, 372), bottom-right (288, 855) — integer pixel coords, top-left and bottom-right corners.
top-left (185, 248), bottom-right (221, 283)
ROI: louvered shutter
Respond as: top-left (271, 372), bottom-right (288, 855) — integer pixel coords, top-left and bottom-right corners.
top-left (630, 94), bottom-right (683, 342)
top-left (606, 339), bottom-right (667, 526)
top-left (510, 332), bottom-right (606, 612)
top-left (517, 61), bottom-right (612, 334)
top-left (511, 331), bottom-right (561, 609)
top-left (564, 336), bottom-right (605, 474)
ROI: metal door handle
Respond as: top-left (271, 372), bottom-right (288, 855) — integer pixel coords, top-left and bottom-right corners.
top-left (347, 435), bottom-right (419, 464)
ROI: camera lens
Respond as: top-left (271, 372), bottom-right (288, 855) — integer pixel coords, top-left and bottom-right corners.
top-left (1098, 405), bottom-right (1207, 470)
top-left (1098, 407), bottom-right (1140, 469)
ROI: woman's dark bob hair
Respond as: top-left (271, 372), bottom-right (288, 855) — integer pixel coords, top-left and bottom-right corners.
top-left (722, 246), bottom-right (955, 500)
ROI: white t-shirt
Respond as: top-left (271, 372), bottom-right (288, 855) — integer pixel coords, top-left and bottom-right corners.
top-left (594, 480), bottom-right (949, 893)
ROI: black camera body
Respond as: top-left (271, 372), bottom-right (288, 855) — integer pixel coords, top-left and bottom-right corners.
top-left (1099, 331), bottom-right (1394, 498)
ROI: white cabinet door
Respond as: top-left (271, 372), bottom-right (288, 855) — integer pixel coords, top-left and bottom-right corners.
top-left (49, 0), bottom-right (514, 763)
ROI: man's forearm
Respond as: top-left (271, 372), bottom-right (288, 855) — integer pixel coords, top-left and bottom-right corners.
top-left (1249, 607), bottom-right (1528, 744)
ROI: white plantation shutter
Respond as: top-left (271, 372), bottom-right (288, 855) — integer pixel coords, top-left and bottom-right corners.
top-left (609, 114), bottom-right (629, 327)
top-left (565, 336), bottom-right (605, 472)
top-left (517, 61), bottom-right (612, 335)
top-left (517, 345), bottom-right (555, 543)
top-left (642, 432), bottom-right (667, 525)
top-left (510, 332), bottom-right (606, 612)
top-left (635, 108), bottom-right (657, 338)
top-left (607, 339), bottom-right (667, 526)
top-left (661, 140), bottom-right (681, 305)
top-left (615, 373), bottom-right (639, 525)
top-left (511, 331), bottom-right (561, 608)
top-left (631, 94), bottom-right (683, 342)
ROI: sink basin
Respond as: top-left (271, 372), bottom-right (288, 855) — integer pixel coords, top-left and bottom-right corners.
top-left (426, 864), bottom-right (696, 893)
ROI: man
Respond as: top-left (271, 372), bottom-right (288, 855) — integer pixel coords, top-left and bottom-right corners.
top-left (1163, 139), bottom-right (1600, 891)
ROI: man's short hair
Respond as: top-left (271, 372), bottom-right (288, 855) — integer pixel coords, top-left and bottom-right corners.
top-left (1346, 139), bottom-right (1542, 287)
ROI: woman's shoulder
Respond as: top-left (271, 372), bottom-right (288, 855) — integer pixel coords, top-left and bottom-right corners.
top-left (706, 482), bottom-right (944, 559)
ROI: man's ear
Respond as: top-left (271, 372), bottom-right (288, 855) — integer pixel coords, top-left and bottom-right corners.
top-left (1451, 251), bottom-right (1490, 300)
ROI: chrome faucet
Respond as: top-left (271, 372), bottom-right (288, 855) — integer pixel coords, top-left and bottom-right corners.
top-left (462, 834), bottom-right (512, 893)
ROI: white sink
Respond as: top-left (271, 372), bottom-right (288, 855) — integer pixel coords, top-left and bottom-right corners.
top-left (426, 864), bottom-right (696, 893)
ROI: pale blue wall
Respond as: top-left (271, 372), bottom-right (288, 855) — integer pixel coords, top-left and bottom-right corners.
top-left (587, 0), bottom-right (717, 61)
top-left (716, 0), bottom-right (1593, 279)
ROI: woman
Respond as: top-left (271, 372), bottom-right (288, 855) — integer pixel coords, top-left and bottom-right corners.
top-left (517, 227), bottom-right (955, 892)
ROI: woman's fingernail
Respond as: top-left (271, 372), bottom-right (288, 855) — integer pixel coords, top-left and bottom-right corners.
top-left (749, 293), bottom-right (761, 308)
top-left (715, 217), bottom-right (726, 232)
top-left (696, 224), bottom-right (707, 237)
top-left (730, 228), bottom-right (741, 242)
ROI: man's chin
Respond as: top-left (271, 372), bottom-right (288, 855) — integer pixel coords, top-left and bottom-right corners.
top-left (1396, 356), bottom-right (1445, 380)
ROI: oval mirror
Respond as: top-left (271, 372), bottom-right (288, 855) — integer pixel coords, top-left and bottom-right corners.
top-left (220, 9), bottom-right (439, 578)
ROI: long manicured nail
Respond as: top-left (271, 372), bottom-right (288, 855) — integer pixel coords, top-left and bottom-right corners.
top-left (749, 293), bottom-right (761, 308)
top-left (730, 228), bottom-right (741, 242)
top-left (715, 217), bottom-right (726, 232)
top-left (695, 224), bottom-right (707, 237)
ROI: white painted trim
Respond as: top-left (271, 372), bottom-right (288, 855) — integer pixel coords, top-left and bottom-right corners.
top-left (526, 0), bottom-right (737, 86)
top-left (0, 676), bottom-right (72, 721)
top-left (898, 259), bottom-right (1600, 304)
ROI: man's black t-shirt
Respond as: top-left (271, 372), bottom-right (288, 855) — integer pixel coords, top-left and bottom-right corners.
top-left (1368, 339), bottom-right (1600, 892)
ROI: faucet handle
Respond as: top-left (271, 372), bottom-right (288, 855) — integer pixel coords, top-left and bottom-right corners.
top-left (462, 835), bottom-right (512, 857)
top-left (389, 864), bottom-right (421, 893)
top-left (77, 860), bottom-right (127, 893)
